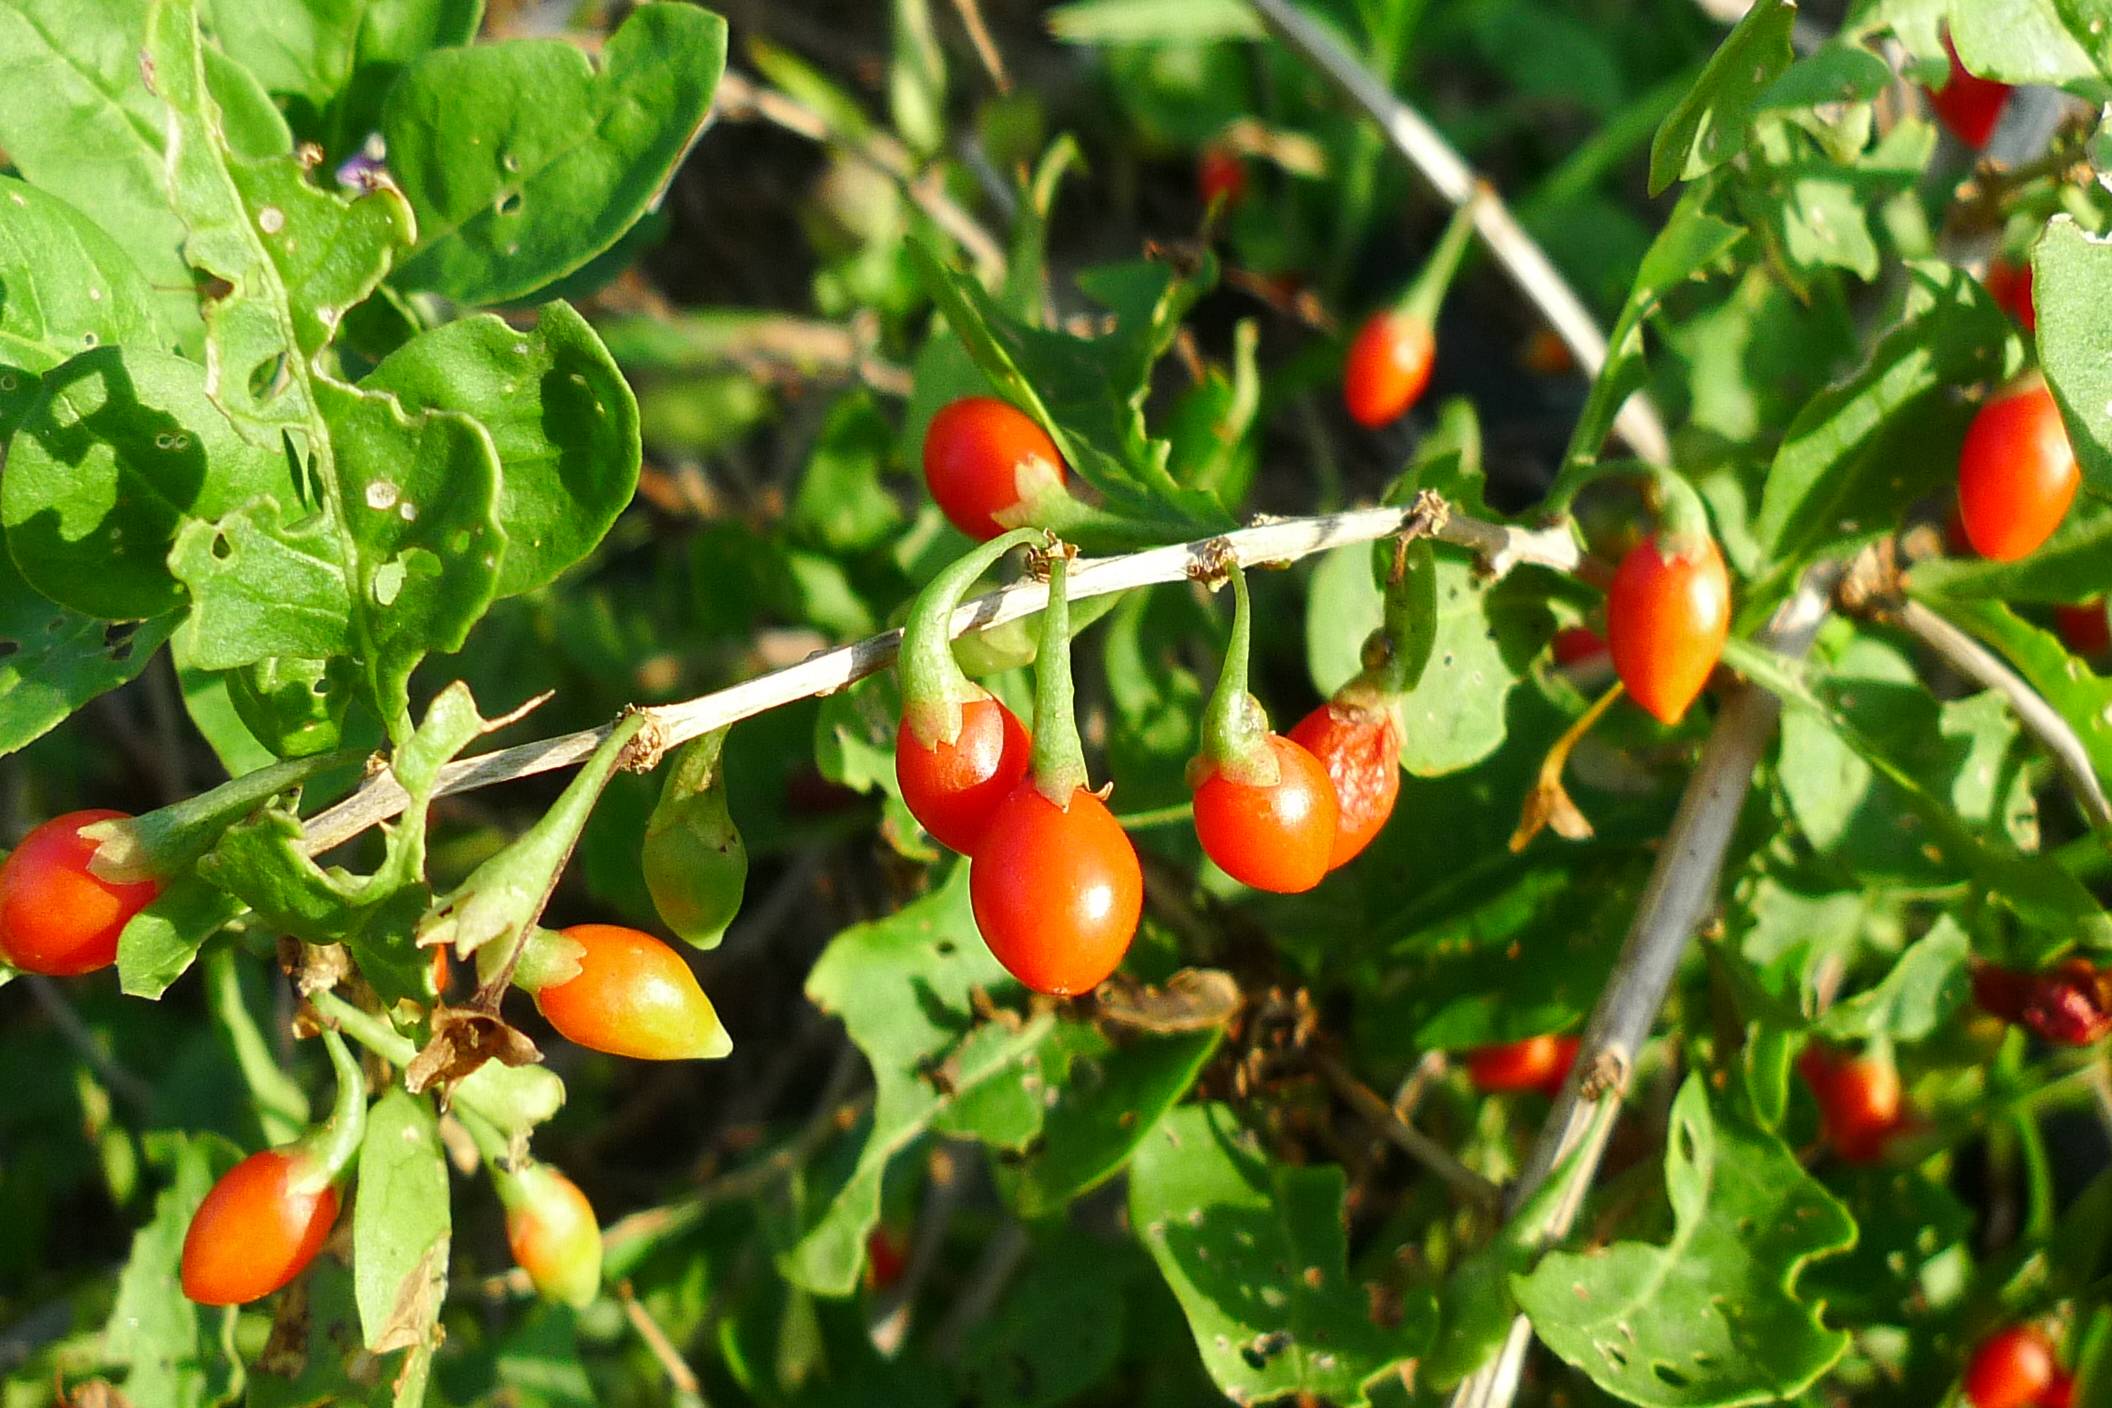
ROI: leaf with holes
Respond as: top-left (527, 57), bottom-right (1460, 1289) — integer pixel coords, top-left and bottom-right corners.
top-left (1515, 1076), bottom-right (1855, 1408)
top-left (0, 551), bottom-right (178, 758)
top-left (2, 347), bottom-right (288, 621)
top-left (780, 865), bottom-right (1056, 1298)
top-left (1001, 1022), bottom-right (1220, 1218)
top-left (381, 2), bottom-right (726, 306)
top-left (360, 301), bottom-right (639, 596)
top-left (148, 0), bottom-right (416, 436)
top-left (1128, 1102), bottom-right (1427, 1406)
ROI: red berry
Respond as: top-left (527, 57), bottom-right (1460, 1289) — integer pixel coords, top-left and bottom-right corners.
top-left (969, 784), bottom-right (1141, 996)
top-left (1928, 36), bottom-right (2012, 150)
top-left (2043, 1372), bottom-right (2076, 1408)
top-left (895, 694), bottom-right (1031, 854)
top-left (1552, 625), bottom-right (1608, 667)
top-left (1286, 701), bottom-right (1401, 869)
top-left (865, 1226), bottom-right (909, 1291)
top-left (1962, 1327), bottom-right (2058, 1408)
top-left (1197, 145), bottom-right (1247, 209)
top-left (504, 1163), bottom-right (602, 1307)
top-left (1466, 1035), bottom-right (1577, 1094)
top-left (921, 397), bottom-right (1068, 541)
top-left (1342, 309), bottom-right (1435, 428)
top-left (180, 1149), bottom-right (340, 1305)
top-left (2054, 600), bottom-right (2110, 657)
top-left (1971, 961), bottom-right (2035, 1024)
top-left (0, 809), bottom-right (161, 976)
top-left (1986, 257), bottom-right (2037, 331)
top-left (1958, 379), bottom-right (2079, 562)
top-left (1606, 536), bottom-right (1731, 725)
top-left (1519, 328), bottom-right (1576, 377)
top-left (2020, 958), bottom-right (2112, 1046)
top-left (1192, 733), bottom-right (1339, 894)
top-left (1798, 1045), bottom-right (1903, 1164)
top-left (534, 924), bottom-right (732, 1061)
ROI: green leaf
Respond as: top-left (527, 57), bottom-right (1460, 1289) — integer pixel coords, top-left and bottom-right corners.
top-left (1129, 1103), bottom-right (1427, 1407)
top-left (360, 301), bottom-right (639, 596)
top-left (203, 683), bottom-right (489, 1003)
top-left (2034, 215), bottom-right (2112, 500)
top-left (781, 865), bottom-right (1054, 1296)
top-left (1906, 499), bottom-right (2112, 602)
top-left (0, 0), bottom-right (286, 340)
top-left (909, 239), bottom-right (1231, 537)
top-left (0, 176), bottom-right (167, 393)
top-left (1003, 1024), bottom-right (1219, 1218)
top-left (1555, 192), bottom-right (1745, 477)
top-left (2, 347), bottom-right (287, 621)
top-left (200, 0), bottom-right (484, 156)
top-left (1753, 261), bottom-right (2014, 565)
top-left (1799, 1162), bottom-right (1972, 1321)
top-left (963, 1235), bottom-right (1135, 1406)
top-left (354, 1088), bottom-right (450, 1352)
top-left (382, 2), bottom-right (727, 305)
top-left (105, 1132), bottom-right (245, 1408)
top-left (1649, 0), bottom-right (1797, 194)
top-left (247, 1258), bottom-right (387, 1408)
top-left (1305, 543), bottom-right (1546, 777)
top-left (1915, 595), bottom-right (2112, 790)
top-left (118, 873), bottom-right (250, 999)
top-left (172, 378), bottom-right (505, 731)
top-left (1515, 1077), bottom-right (1855, 1408)
top-left (1813, 915), bottom-right (1969, 1042)
top-left (1045, 0), bottom-right (1263, 43)
top-left (150, 0), bottom-right (415, 434)
top-left (143, 0), bottom-right (503, 731)
top-left (0, 550), bottom-right (178, 757)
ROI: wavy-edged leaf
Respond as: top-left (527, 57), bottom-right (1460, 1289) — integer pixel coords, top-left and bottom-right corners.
top-left (782, 865), bottom-right (1055, 1296)
top-left (360, 301), bottom-right (639, 595)
top-left (1129, 1102), bottom-right (1428, 1407)
top-left (382, 2), bottom-right (725, 305)
top-left (1516, 1077), bottom-right (1855, 1407)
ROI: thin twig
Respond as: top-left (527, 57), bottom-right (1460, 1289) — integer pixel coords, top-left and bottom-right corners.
top-left (619, 1282), bottom-right (706, 1406)
top-left (1245, 0), bottom-right (1671, 467)
top-left (1880, 598), bottom-right (2112, 829)
top-left (302, 496), bottom-right (1578, 852)
top-left (869, 1141), bottom-right (968, 1354)
top-left (1447, 564), bottom-right (1838, 1408)
top-left (947, 0), bottom-right (1010, 94)
top-left (1314, 1050), bottom-right (1501, 1212)
top-left (716, 70), bottom-right (1007, 282)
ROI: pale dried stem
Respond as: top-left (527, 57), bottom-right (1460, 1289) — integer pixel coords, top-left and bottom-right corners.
top-left (301, 498), bottom-right (1577, 852)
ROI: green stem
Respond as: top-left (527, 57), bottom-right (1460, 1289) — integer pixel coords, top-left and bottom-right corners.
top-left (87, 748), bottom-right (365, 884)
top-left (1028, 551), bottom-right (1089, 803)
top-left (1397, 191), bottom-right (1482, 329)
top-left (899, 527), bottom-right (1042, 747)
top-left (1198, 565), bottom-right (1273, 781)
top-left (311, 987), bottom-right (416, 1066)
top-left (296, 1029), bottom-right (366, 1184)
top-left (1113, 802), bottom-right (1196, 830)
top-left (1649, 466), bottom-right (1714, 555)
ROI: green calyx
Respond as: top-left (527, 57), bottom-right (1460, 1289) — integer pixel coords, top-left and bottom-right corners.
top-left (1357, 534), bottom-right (1440, 698)
top-left (899, 527), bottom-right (1043, 749)
top-left (1394, 188), bottom-right (1485, 330)
top-left (1648, 466), bottom-right (1715, 559)
top-left (1194, 565), bottom-right (1281, 790)
top-left (485, 925), bottom-right (586, 996)
top-left (83, 748), bottom-right (363, 885)
top-left (290, 1028), bottom-right (367, 1189)
top-left (1028, 548), bottom-right (1092, 806)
